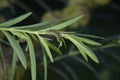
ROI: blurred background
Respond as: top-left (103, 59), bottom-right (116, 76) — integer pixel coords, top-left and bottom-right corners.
top-left (0, 0), bottom-right (120, 80)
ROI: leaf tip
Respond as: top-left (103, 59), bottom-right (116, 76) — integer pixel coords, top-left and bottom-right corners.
top-left (51, 60), bottom-right (54, 63)
top-left (27, 12), bottom-right (32, 16)
top-left (94, 58), bottom-right (99, 64)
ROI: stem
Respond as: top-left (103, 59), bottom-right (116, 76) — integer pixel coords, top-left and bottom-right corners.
top-left (0, 28), bottom-right (46, 35)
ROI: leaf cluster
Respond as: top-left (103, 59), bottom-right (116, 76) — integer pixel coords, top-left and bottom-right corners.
top-left (0, 12), bottom-right (102, 80)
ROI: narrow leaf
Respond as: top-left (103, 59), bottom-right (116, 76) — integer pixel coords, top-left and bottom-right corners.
top-left (10, 51), bottom-right (17, 80)
top-left (78, 42), bottom-right (99, 63)
top-left (64, 34), bottom-right (88, 61)
top-left (3, 31), bottom-right (27, 69)
top-left (14, 19), bottom-right (64, 30)
top-left (75, 34), bottom-right (104, 39)
top-left (42, 47), bottom-right (48, 80)
top-left (62, 38), bottom-right (66, 48)
top-left (12, 32), bottom-right (26, 39)
top-left (0, 12), bottom-right (32, 27)
top-left (70, 35), bottom-right (101, 46)
top-left (46, 41), bottom-right (62, 55)
top-left (29, 34), bottom-right (39, 42)
top-left (0, 45), bottom-right (7, 71)
top-left (25, 34), bottom-right (36, 80)
top-left (38, 36), bottom-right (54, 62)
top-left (40, 15), bottom-right (84, 31)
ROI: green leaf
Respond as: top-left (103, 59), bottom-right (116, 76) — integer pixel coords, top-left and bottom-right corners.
top-left (40, 15), bottom-right (84, 31)
top-left (75, 34), bottom-right (104, 39)
top-left (14, 0), bottom-right (39, 20)
top-left (42, 47), bottom-right (48, 80)
top-left (0, 12), bottom-right (32, 27)
top-left (64, 35), bottom-right (99, 63)
top-left (3, 31), bottom-right (27, 69)
top-left (10, 51), bottom-right (17, 80)
top-left (25, 34), bottom-right (36, 80)
top-left (29, 34), bottom-right (39, 42)
top-left (78, 42), bottom-right (99, 63)
top-left (65, 34), bottom-right (99, 63)
top-left (46, 41), bottom-right (62, 55)
top-left (0, 45), bottom-right (7, 71)
top-left (11, 32), bottom-right (26, 39)
top-left (14, 19), bottom-right (64, 30)
top-left (70, 35), bottom-right (101, 46)
top-left (64, 34), bottom-right (88, 61)
top-left (61, 38), bottom-right (66, 48)
top-left (38, 36), bottom-right (54, 62)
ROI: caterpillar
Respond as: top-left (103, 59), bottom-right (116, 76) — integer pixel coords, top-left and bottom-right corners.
top-left (46, 30), bottom-right (61, 41)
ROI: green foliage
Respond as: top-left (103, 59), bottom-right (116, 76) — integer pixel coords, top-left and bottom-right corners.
top-left (10, 52), bottom-right (17, 80)
top-left (3, 31), bottom-right (27, 69)
top-left (25, 34), bottom-right (36, 80)
top-left (0, 12), bottom-right (32, 27)
top-left (63, 34), bottom-right (99, 63)
top-left (0, 12), bottom-right (102, 80)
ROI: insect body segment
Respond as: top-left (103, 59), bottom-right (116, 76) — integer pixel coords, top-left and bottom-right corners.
top-left (46, 30), bottom-right (66, 50)
top-left (46, 30), bottom-right (62, 42)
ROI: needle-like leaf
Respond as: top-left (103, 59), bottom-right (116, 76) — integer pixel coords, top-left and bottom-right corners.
top-left (42, 48), bottom-right (48, 80)
top-left (25, 34), bottom-right (36, 80)
top-left (75, 34), bottom-right (104, 39)
top-left (66, 34), bottom-right (99, 63)
top-left (3, 31), bottom-right (27, 69)
top-left (64, 34), bottom-right (88, 61)
top-left (14, 19), bottom-right (64, 30)
top-left (38, 36), bottom-right (54, 62)
top-left (0, 12), bottom-right (32, 27)
top-left (0, 45), bottom-right (7, 71)
top-left (39, 15), bottom-right (84, 31)
top-left (46, 41), bottom-right (62, 55)
top-left (12, 32), bottom-right (26, 39)
top-left (70, 35), bottom-right (101, 46)
top-left (10, 52), bottom-right (17, 80)
top-left (78, 42), bottom-right (99, 63)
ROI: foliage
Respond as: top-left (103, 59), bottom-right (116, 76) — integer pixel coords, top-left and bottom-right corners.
top-left (0, 12), bottom-right (102, 80)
